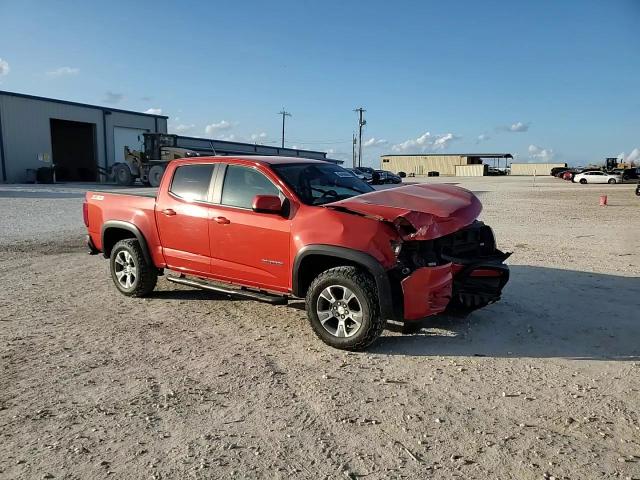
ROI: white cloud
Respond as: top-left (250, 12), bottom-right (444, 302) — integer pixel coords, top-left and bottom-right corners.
top-left (618, 148), bottom-right (640, 165)
top-left (172, 124), bottom-right (196, 134)
top-left (219, 134), bottom-right (236, 142)
top-left (144, 108), bottom-right (162, 115)
top-left (508, 121), bottom-right (529, 132)
top-left (363, 138), bottom-right (388, 148)
top-left (0, 58), bottom-right (10, 77)
top-left (391, 132), bottom-right (459, 152)
top-left (528, 144), bottom-right (555, 162)
top-left (251, 132), bottom-right (267, 142)
top-left (204, 120), bottom-right (234, 135)
top-left (476, 133), bottom-right (490, 143)
top-left (46, 66), bottom-right (79, 77)
top-left (432, 133), bottom-right (459, 150)
top-left (103, 91), bottom-right (124, 104)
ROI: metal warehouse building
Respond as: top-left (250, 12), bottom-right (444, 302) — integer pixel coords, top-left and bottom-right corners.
top-left (380, 153), bottom-right (512, 176)
top-left (0, 90), bottom-right (339, 183)
top-left (509, 162), bottom-right (567, 176)
top-left (0, 90), bottom-right (169, 183)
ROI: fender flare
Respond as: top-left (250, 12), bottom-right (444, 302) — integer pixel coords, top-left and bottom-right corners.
top-left (292, 245), bottom-right (394, 320)
top-left (101, 220), bottom-right (152, 265)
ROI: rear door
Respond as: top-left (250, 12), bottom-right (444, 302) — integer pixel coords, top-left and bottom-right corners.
top-left (207, 163), bottom-right (291, 291)
top-left (155, 163), bottom-right (217, 273)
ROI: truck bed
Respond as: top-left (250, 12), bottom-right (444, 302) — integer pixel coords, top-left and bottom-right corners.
top-left (85, 190), bottom-right (161, 261)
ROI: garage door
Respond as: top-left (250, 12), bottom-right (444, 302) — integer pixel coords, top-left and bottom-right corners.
top-left (113, 127), bottom-right (148, 167)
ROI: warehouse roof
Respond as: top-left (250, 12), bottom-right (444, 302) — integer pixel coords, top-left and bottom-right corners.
top-left (0, 90), bottom-right (169, 119)
top-left (381, 153), bottom-right (513, 158)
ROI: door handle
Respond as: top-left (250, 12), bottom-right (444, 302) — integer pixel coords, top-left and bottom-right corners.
top-left (214, 216), bottom-right (230, 224)
top-left (161, 208), bottom-right (176, 216)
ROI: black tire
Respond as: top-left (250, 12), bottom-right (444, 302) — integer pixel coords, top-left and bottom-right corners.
top-left (113, 164), bottom-right (134, 186)
top-left (579, 178), bottom-right (587, 184)
top-left (148, 165), bottom-right (165, 188)
top-left (608, 178), bottom-right (616, 184)
top-left (306, 266), bottom-right (384, 351)
top-left (109, 239), bottom-right (157, 297)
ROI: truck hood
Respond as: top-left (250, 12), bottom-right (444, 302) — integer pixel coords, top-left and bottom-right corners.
top-left (324, 183), bottom-right (482, 240)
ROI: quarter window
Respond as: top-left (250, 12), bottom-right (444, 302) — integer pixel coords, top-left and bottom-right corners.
top-left (221, 165), bottom-right (279, 209)
top-left (169, 164), bottom-right (215, 202)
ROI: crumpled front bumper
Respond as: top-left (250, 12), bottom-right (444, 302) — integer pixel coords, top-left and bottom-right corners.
top-left (400, 253), bottom-right (510, 321)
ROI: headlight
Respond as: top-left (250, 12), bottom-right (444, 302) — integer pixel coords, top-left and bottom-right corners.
top-left (390, 240), bottom-right (402, 257)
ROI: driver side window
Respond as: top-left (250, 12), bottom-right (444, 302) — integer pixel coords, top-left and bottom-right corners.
top-left (221, 165), bottom-right (279, 209)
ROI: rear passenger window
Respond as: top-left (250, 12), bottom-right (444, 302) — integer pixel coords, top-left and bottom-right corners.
top-left (221, 165), bottom-right (279, 209)
top-left (170, 164), bottom-right (215, 202)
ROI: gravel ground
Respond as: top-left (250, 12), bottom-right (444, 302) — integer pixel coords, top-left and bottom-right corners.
top-left (1, 176), bottom-right (639, 480)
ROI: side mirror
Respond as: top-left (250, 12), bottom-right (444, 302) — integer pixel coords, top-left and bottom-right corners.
top-left (252, 194), bottom-right (282, 214)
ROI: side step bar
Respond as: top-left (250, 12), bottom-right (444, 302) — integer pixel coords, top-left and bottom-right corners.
top-left (166, 275), bottom-right (288, 305)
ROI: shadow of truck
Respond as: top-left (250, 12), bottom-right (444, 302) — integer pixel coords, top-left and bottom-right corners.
top-left (372, 265), bottom-right (640, 360)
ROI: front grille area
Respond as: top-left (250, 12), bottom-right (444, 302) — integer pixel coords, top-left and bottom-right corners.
top-left (398, 221), bottom-right (497, 269)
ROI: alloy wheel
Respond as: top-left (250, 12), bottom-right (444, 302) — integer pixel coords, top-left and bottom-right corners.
top-left (316, 285), bottom-right (363, 338)
top-left (114, 250), bottom-right (137, 289)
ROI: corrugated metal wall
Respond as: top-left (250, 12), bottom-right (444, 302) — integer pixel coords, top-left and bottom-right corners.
top-left (0, 93), bottom-right (166, 182)
top-left (380, 155), bottom-right (469, 176)
top-left (510, 163), bottom-right (567, 176)
top-left (455, 164), bottom-right (486, 176)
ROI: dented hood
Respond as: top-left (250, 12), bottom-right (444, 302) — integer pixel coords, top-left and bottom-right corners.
top-left (324, 183), bottom-right (482, 240)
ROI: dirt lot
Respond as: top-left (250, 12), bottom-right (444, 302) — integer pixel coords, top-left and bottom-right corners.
top-left (1, 177), bottom-right (639, 480)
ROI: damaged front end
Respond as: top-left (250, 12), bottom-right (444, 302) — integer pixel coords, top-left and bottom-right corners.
top-left (324, 184), bottom-right (510, 321)
top-left (392, 221), bottom-right (510, 320)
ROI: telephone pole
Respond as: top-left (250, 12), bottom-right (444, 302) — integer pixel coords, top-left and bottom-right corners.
top-left (278, 109), bottom-right (291, 148)
top-left (352, 133), bottom-right (357, 168)
top-left (354, 107), bottom-right (366, 167)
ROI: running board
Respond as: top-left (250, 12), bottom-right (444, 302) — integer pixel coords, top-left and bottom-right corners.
top-left (166, 275), bottom-right (288, 305)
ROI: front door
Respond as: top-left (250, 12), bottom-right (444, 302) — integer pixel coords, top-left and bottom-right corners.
top-left (208, 164), bottom-right (291, 292)
top-left (155, 163), bottom-right (217, 274)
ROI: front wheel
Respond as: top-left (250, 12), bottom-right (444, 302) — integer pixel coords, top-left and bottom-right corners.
top-left (110, 239), bottom-right (157, 297)
top-left (608, 178), bottom-right (616, 184)
top-left (306, 266), bottom-right (384, 350)
top-left (148, 165), bottom-right (165, 188)
top-left (113, 164), bottom-right (134, 186)
top-left (579, 178), bottom-right (587, 184)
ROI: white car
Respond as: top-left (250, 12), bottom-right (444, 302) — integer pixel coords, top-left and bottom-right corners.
top-left (573, 171), bottom-right (622, 184)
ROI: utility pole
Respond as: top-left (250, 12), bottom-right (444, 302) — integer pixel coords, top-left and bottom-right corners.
top-left (354, 107), bottom-right (366, 167)
top-left (352, 133), bottom-right (357, 168)
top-left (278, 109), bottom-right (291, 148)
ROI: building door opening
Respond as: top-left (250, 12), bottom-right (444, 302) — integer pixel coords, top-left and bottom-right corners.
top-left (50, 119), bottom-right (97, 182)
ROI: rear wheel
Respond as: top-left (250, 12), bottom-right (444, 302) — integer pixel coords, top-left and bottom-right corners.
top-left (113, 164), bottom-right (134, 186)
top-left (109, 239), bottom-right (157, 297)
top-left (306, 266), bottom-right (384, 350)
top-left (608, 178), bottom-right (616, 184)
top-left (579, 178), bottom-right (587, 184)
top-left (148, 165), bottom-right (165, 188)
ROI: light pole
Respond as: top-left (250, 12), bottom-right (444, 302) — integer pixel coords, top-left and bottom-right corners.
top-left (354, 107), bottom-right (366, 167)
top-left (278, 109), bottom-right (291, 148)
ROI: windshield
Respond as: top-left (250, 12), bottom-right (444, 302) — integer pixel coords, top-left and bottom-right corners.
top-left (271, 163), bottom-right (374, 206)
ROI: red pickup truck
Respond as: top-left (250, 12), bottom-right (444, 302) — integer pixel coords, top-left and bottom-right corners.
top-left (84, 156), bottom-right (509, 350)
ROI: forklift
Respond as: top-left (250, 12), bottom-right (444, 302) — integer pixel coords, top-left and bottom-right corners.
top-left (112, 133), bottom-right (199, 187)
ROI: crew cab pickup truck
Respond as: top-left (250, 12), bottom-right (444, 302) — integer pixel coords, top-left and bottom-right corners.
top-left (84, 156), bottom-right (509, 350)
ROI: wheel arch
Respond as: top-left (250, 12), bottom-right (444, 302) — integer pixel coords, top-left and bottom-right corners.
top-left (101, 220), bottom-right (152, 265)
top-left (292, 245), bottom-right (394, 319)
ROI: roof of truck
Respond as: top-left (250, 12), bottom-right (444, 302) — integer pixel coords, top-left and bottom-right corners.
top-left (174, 155), bottom-right (331, 166)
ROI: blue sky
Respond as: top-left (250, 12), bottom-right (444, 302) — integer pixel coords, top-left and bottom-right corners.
top-left (1, 0), bottom-right (638, 166)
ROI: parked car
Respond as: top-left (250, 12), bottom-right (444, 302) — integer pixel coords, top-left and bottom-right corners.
top-left (573, 171), bottom-right (622, 184)
top-left (354, 166), bottom-right (376, 184)
top-left (375, 170), bottom-right (402, 184)
top-left (550, 167), bottom-right (570, 176)
top-left (612, 168), bottom-right (640, 181)
top-left (487, 167), bottom-right (507, 176)
top-left (345, 168), bottom-right (366, 181)
top-left (84, 156), bottom-right (510, 351)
